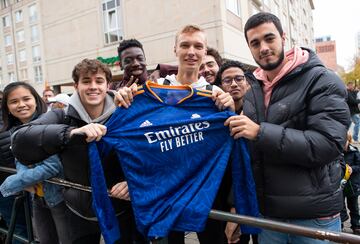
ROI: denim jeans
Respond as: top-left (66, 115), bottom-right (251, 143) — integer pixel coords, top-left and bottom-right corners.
top-left (258, 216), bottom-right (341, 244)
top-left (33, 196), bottom-right (72, 244)
top-left (351, 114), bottom-right (360, 141)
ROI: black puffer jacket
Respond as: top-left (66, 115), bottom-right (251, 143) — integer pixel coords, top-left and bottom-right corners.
top-left (0, 130), bottom-right (15, 183)
top-left (347, 89), bottom-right (360, 115)
top-left (11, 106), bottom-right (131, 220)
top-left (243, 48), bottom-right (350, 219)
top-left (344, 144), bottom-right (360, 196)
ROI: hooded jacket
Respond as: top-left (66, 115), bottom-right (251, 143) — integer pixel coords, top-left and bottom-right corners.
top-left (11, 92), bottom-right (131, 220)
top-left (243, 48), bottom-right (350, 219)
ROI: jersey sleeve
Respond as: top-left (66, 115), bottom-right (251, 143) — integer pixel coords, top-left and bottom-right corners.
top-left (88, 141), bottom-right (121, 243)
top-left (232, 139), bottom-right (260, 234)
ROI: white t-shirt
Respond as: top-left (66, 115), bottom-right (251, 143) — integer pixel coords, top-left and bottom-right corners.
top-left (157, 74), bottom-right (223, 92)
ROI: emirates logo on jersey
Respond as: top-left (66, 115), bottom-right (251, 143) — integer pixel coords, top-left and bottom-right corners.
top-left (140, 120), bottom-right (153, 128)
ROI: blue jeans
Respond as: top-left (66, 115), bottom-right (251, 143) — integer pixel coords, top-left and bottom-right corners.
top-left (259, 216), bottom-right (341, 244)
top-left (351, 114), bottom-right (360, 141)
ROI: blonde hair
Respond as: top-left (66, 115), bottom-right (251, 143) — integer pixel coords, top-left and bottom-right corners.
top-left (175, 24), bottom-right (207, 45)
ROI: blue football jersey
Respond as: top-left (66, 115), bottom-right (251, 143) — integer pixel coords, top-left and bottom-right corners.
top-left (88, 81), bottom-right (259, 243)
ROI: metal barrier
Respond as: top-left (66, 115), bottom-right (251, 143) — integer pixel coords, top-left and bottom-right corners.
top-left (0, 190), bottom-right (37, 244)
top-left (1, 166), bottom-right (360, 243)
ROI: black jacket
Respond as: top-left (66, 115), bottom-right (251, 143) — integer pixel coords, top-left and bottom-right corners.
top-left (11, 106), bottom-right (130, 220)
top-left (347, 89), bottom-right (360, 115)
top-left (0, 130), bottom-right (15, 183)
top-left (344, 144), bottom-right (360, 196)
top-left (243, 48), bottom-right (350, 219)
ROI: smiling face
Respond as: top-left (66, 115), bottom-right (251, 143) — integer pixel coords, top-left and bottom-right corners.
top-left (74, 71), bottom-right (108, 113)
top-left (120, 47), bottom-right (147, 79)
top-left (199, 55), bottom-right (220, 84)
top-left (246, 22), bottom-right (286, 71)
top-left (7, 86), bottom-right (36, 124)
top-left (174, 31), bottom-right (207, 73)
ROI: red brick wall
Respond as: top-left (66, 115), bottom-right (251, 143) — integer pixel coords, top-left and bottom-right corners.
top-left (315, 40), bottom-right (337, 71)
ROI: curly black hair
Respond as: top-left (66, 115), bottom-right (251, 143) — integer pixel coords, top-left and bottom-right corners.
top-left (117, 39), bottom-right (144, 60)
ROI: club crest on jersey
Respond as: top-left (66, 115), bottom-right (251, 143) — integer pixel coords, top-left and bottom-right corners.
top-left (140, 120), bottom-right (153, 127)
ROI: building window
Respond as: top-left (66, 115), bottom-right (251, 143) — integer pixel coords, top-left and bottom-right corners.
top-left (2, 15), bottom-right (10, 27)
top-left (8, 72), bottom-right (15, 83)
top-left (19, 68), bottom-right (28, 80)
top-left (4, 35), bottom-right (12, 46)
top-left (102, 0), bottom-right (123, 44)
top-left (7, 53), bottom-right (14, 65)
top-left (1, 0), bottom-right (10, 9)
top-left (19, 49), bottom-right (26, 62)
top-left (34, 65), bottom-right (42, 83)
top-left (29, 4), bottom-right (37, 23)
top-left (226, 0), bottom-right (241, 17)
top-left (316, 45), bottom-right (335, 53)
top-left (16, 30), bottom-right (25, 43)
top-left (32, 45), bottom-right (41, 62)
top-left (31, 25), bottom-right (39, 42)
top-left (15, 10), bottom-right (23, 23)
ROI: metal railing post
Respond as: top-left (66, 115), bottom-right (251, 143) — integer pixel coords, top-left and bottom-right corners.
top-left (5, 194), bottom-right (24, 244)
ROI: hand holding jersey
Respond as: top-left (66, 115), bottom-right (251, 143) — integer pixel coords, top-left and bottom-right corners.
top-left (70, 123), bottom-right (107, 142)
top-left (114, 83), bottom-right (137, 108)
top-left (212, 89), bottom-right (235, 112)
top-left (110, 181), bottom-right (130, 201)
top-left (225, 115), bottom-right (260, 140)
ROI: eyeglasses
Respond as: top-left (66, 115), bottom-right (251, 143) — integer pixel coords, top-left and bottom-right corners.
top-left (221, 75), bottom-right (245, 86)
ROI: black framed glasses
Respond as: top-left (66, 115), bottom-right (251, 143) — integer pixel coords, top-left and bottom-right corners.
top-left (221, 75), bottom-right (245, 86)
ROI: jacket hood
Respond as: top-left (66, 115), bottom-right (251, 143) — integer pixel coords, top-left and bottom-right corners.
top-left (67, 92), bottom-right (115, 124)
top-left (285, 47), bottom-right (325, 79)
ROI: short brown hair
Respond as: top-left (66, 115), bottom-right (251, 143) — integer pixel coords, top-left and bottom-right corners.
top-left (72, 59), bottom-right (112, 83)
top-left (175, 24), bottom-right (206, 46)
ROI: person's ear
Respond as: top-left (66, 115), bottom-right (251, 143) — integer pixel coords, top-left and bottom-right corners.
top-left (174, 45), bottom-right (177, 57)
top-left (281, 32), bottom-right (286, 46)
top-left (119, 60), bottom-right (124, 70)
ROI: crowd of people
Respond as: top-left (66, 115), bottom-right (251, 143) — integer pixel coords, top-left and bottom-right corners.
top-left (0, 11), bottom-right (356, 244)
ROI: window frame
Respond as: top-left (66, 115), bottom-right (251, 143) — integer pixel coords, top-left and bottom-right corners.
top-left (33, 65), bottom-right (42, 83)
top-left (15, 9), bottom-right (23, 23)
top-left (102, 0), bottom-right (123, 45)
top-left (226, 0), bottom-right (241, 17)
